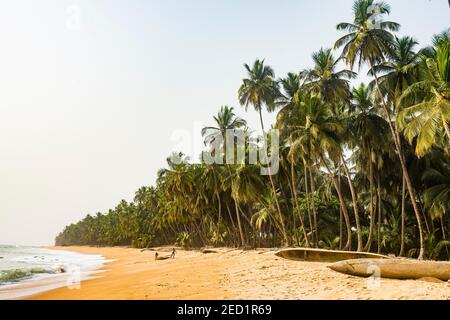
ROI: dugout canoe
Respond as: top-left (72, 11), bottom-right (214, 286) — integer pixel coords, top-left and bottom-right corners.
top-left (328, 258), bottom-right (450, 281)
top-left (275, 248), bottom-right (391, 263)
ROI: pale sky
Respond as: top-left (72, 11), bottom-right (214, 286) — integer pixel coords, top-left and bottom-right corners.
top-left (0, 0), bottom-right (448, 246)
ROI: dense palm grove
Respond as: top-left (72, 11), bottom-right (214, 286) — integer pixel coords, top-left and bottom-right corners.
top-left (56, 0), bottom-right (450, 260)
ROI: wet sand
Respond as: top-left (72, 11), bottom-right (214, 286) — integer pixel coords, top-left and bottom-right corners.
top-left (28, 246), bottom-right (450, 300)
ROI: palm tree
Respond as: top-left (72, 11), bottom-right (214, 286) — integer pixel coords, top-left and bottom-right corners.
top-left (302, 47), bottom-right (365, 250)
top-left (277, 73), bottom-right (311, 246)
top-left (202, 105), bottom-right (247, 159)
top-left (349, 83), bottom-right (389, 252)
top-left (288, 94), bottom-right (353, 249)
top-left (335, 0), bottom-right (426, 259)
top-left (369, 36), bottom-right (421, 101)
top-left (368, 36), bottom-right (423, 255)
top-left (202, 106), bottom-right (248, 246)
top-left (398, 38), bottom-right (450, 156)
top-left (302, 48), bottom-right (357, 109)
top-left (238, 59), bottom-right (289, 245)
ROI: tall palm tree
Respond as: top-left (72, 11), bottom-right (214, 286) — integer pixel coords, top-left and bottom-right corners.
top-left (369, 36), bottom-right (422, 255)
top-left (302, 47), bottom-right (364, 250)
top-left (277, 73), bottom-right (311, 246)
top-left (289, 94), bottom-right (353, 249)
top-left (349, 83), bottom-right (389, 252)
top-left (238, 59), bottom-right (289, 245)
top-left (202, 106), bottom-right (247, 246)
top-left (335, 0), bottom-right (426, 259)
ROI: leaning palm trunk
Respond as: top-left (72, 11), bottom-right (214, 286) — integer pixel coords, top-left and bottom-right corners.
top-left (341, 154), bottom-right (363, 252)
top-left (369, 59), bottom-right (425, 260)
top-left (320, 154), bottom-right (352, 250)
top-left (365, 151), bottom-right (375, 252)
top-left (291, 161), bottom-right (311, 247)
top-left (258, 109), bottom-right (289, 246)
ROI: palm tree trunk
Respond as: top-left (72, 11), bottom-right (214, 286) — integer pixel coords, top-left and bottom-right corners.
top-left (304, 163), bottom-right (315, 244)
top-left (341, 154), bottom-right (363, 252)
top-left (377, 171), bottom-right (382, 255)
top-left (309, 166), bottom-right (319, 247)
top-left (400, 174), bottom-right (406, 257)
top-left (339, 168), bottom-right (344, 250)
top-left (369, 58), bottom-right (425, 260)
top-left (258, 109), bottom-right (289, 246)
top-left (320, 154), bottom-right (352, 250)
top-left (234, 199), bottom-right (246, 247)
top-left (365, 151), bottom-right (375, 253)
top-left (291, 161), bottom-right (310, 247)
top-left (216, 192), bottom-right (222, 241)
top-left (440, 217), bottom-right (450, 258)
top-left (225, 201), bottom-right (238, 246)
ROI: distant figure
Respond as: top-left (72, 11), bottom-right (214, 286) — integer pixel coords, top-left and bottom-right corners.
top-left (170, 249), bottom-right (176, 259)
top-left (155, 252), bottom-right (159, 260)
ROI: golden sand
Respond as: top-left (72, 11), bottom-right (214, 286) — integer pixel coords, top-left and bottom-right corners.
top-left (29, 246), bottom-right (450, 300)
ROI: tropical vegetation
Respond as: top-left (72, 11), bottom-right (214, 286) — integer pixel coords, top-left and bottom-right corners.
top-left (55, 0), bottom-right (449, 260)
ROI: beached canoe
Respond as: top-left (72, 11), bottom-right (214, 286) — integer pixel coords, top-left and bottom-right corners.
top-left (275, 248), bottom-right (391, 263)
top-left (155, 255), bottom-right (171, 261)
top-left (328, 258), bottom-right (450, 281)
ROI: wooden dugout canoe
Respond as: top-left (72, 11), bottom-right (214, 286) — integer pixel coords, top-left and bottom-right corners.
top-left (275, 248), bottom-right (391, 263)
top-left (328, 258), bottom-right (450, 281)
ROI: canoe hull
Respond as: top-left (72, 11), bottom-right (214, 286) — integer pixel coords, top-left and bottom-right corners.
top-left (276, 248), bottom-right (390, 263)
top-left (328, 258), bottom-right (450, 281)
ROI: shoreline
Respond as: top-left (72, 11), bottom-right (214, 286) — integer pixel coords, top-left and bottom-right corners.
top-left (17, 246), bottom-right (450, 300)
top-left (0, 247), bottom-right (108, 300)
top-left (29, 246), bottom-right (230, 300)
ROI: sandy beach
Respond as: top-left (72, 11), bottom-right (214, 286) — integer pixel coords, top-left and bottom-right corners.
top-left (25, 246), bottom-right (450, 300)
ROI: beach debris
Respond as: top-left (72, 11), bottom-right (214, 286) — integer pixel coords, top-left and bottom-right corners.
top-left (328, 258), bottom-right (450, 281)
top-left (201, 249), bottom-right (218, 254)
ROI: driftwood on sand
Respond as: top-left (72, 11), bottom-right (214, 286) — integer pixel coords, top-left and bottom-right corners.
top-left (328, 258), bottom-right (450, 281)
top-left (276, 248), bottom-right (391, 263)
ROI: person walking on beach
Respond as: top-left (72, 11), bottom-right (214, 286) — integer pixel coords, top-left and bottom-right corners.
top-left (155, 252), bottom-right (159, 260)
top-left (170, 249), bottom-right (176, 259)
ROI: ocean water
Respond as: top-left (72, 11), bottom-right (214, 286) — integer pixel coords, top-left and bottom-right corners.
top-left (0, 245), bottom-right (108, 299)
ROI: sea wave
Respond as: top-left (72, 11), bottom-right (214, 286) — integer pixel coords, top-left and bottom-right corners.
top-left (0, 268), bottom-right (54, 284)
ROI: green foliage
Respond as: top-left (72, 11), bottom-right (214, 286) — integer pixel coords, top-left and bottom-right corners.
top-left (176, 232), bottom-right (192, 248)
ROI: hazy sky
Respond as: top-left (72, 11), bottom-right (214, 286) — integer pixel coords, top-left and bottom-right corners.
top-left (0, 0), bottom-right (448, 246)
